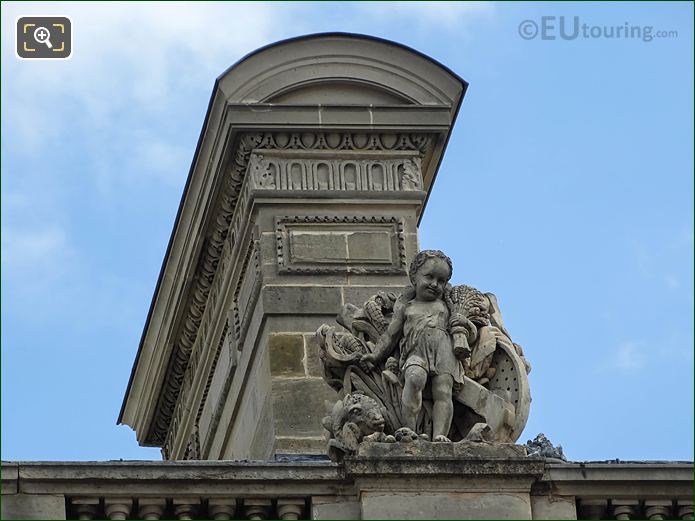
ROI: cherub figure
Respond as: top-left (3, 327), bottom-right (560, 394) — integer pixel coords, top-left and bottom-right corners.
top-left (360, 250), bottom-right (473, 442)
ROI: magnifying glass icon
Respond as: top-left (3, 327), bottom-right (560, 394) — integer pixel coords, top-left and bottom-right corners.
top-left (33, 26), bottom-right (53, 49)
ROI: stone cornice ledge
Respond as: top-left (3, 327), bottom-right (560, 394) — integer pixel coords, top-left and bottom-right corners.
top-left (344, 442), bottom-right (546, 481)
top-left (4, 461), bottom-right (345, 497)
top-left (533, 461), bottom-right (694, 498)
top-left (3, 460), bottom-right (692, 499)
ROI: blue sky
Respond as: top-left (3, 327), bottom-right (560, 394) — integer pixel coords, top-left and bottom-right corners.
top-left (2, 2), bottom-right (693, 462)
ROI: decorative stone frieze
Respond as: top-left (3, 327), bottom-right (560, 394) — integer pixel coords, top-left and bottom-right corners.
top-left (249, 153), bottom-right (423, 192)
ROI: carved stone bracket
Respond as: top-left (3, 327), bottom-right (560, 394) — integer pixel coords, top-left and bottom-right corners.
top-left (232, 240), bottom-right (262, 345)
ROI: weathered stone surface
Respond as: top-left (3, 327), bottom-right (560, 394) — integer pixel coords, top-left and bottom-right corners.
top-left (1, 462), bottom-right (18, 494)
top-left (346, 231), bottom-right (393, 262)
top-left (290, 231), bottom-right (348, 262)
top-left (275, 436), bottom-right (327, 455)
top-left (219, 342), bottom-right (273, 460)
top-left (249, 394), bottom-right (276, 459)
top-left (263, 286), bottom-right (343, 315)
top-left (344, 444), bottom-right (543, 490)
top-left (311, 497), bottom-right (361, 520)
top-left (1, 494), bottom-right (66, 520)
top-left (269, 334), bottom-right (305, 376)
top-left (342, 286), bottom-right (408, 309)
top-left (304, 334), bottom-right (323, 377)
top-left (272, 378), bottom-right (337, 438)
top-left (269, 315), bottom-right (339, 334)
top-left (531, 495), bottom-right (577, 519)
top-left (361, 491), bottom-right (533, 520)
top-left (354, 440), bottom-right (528, 462)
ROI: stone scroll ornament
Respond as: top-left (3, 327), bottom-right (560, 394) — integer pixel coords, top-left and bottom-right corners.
top-left (316, 250), bottom-right (532, 462)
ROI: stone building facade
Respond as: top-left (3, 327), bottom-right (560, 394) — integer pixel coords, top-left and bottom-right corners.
top-left (2, 34), bottom-right (692, 520)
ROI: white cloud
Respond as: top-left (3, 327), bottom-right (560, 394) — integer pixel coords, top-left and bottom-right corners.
top-left (1, 224), bottom-right (72, 285)
top-left (630, 227), bottom-right (693, 293)
top-left (364, 2), bottom-right (495, 30)
top-left (602, 341), bottom-right (646, 373)
top-left (132, 137), bottom-right (193, 187)
top-left (2, 2), bottom-right (287, 148)
top-left (664, 273), bottom-right (680, 290)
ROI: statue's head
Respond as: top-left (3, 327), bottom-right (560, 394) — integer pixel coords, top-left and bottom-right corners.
top-left (409, 250), bottom-right (453, 302)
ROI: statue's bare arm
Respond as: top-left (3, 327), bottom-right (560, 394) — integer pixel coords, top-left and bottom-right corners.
top-left (359, 298), bottom-right (405, 371)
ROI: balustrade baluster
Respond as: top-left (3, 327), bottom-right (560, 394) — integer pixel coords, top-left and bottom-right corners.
top-left (104, 499), bottom-right (132, 520)
top-left (72, 497), bottom-right (100, 520)
top-left (208, 499), bottom-right (236, 520)
top-left (138, 498), bottom-right (167, 520)
top-left (277, 498), bottom-right (304, 520)
top-left (244, 498), bottom-right (272, 520)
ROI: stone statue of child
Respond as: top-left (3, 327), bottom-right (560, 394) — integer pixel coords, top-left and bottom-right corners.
top-left (359, 250), bottom-right (472, 442)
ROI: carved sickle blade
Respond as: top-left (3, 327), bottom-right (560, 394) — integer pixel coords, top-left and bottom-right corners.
top-left (325, 327), bottom-right (362, 364)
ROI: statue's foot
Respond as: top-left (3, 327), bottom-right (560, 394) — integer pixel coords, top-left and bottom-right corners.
top-left (394, 427), bottom-right (419, 443)
top-left (433, 435), bottom-right (452, 443)
top-left (384, 434), bottom-right (396, 443)
top-left (419, 433), bottom-right (430, 441)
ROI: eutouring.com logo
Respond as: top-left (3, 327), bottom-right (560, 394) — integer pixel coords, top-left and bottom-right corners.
top-left (518, 16), bottom-right (678, 43)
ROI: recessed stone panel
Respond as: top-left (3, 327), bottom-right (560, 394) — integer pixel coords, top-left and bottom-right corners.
top-left (290, 231), bottom-right (348, 263)
top-left (347, 231), bottom-right (392, 262)
top-left (275, 215), bottom-right (406, 275)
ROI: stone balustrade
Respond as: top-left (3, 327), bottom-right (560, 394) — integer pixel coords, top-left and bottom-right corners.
top-left (2, 459), bottom-right (692, 520)
top-left (48, 493), bottom-right (695, 520)
top-left (67, 496), bottom-right (306, 520)
top-left (577, 498), bottom-right (693, 520)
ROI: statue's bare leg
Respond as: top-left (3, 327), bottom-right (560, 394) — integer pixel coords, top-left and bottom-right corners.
top-left (401, 366), bottom-right (427, 431)
top-left (432, 374), bottom-right (454, 442)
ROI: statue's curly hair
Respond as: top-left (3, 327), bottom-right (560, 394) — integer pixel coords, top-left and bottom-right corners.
top-left (408, 250), bottom-right (453, 284)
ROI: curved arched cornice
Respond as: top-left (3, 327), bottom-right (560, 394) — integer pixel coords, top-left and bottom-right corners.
top-left (217, 33), bottom-right (466, 106)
